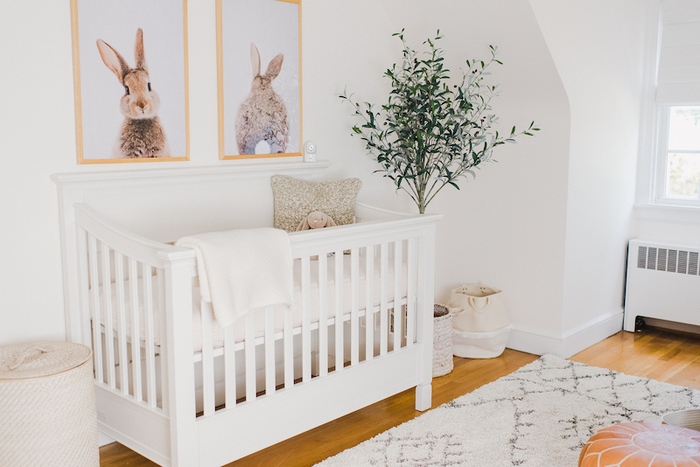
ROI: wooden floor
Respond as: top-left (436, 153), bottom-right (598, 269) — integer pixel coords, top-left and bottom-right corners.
top-left (100, 327), bottom-right (700, 467)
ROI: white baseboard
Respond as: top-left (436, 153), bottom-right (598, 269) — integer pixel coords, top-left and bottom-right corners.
top-left (506, 310), bottom-right (623, 358)
top-left (99, 432), bottom-right (115, 447)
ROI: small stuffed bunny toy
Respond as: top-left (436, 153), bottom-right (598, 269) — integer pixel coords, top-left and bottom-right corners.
top-left (296, 211), bottom-right (337, 231)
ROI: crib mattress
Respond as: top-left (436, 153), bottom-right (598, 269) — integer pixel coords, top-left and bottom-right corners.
top-left (98, 253), bottom-right (408, 352)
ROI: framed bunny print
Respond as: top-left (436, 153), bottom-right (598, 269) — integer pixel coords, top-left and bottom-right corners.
top-left (217, 0), bottom-right (302, 160)
top-left (70, 0), bottom-right (190, 164)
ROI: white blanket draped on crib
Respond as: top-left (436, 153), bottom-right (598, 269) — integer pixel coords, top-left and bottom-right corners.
top-left (176, 228), bottom-right (293, 328)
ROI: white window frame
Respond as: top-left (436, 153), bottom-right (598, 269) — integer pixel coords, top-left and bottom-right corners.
top-left (654, 105), bottom-right (700, 207)
top-left (634, 0), bottom-right (700, 224)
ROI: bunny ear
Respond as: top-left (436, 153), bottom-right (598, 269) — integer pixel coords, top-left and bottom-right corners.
top-left (250, 43), bottom-right (261, 77)
top-left (134, 28), bottom-right (148, 73)
top-left (296, 217), bottom-right (310, 231)
top-left (325, 215), bottom-right (337, 227)
top-left (266, 53), bottom-right (284, 80)
top-left (96, 39), bottom-right (131, 81)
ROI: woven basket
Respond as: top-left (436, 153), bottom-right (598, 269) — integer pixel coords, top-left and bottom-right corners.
top-left (433, 304), bottom-right (459, 377)
top-left (0, 341), bottom-right (98, 467)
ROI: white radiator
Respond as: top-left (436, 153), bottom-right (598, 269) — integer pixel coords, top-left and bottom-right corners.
top-left (623, 239), bottom-right (700, 332)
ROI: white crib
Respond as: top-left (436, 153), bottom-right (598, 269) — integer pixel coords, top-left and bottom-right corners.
top-left (52, 163), bottom-right (441, 466)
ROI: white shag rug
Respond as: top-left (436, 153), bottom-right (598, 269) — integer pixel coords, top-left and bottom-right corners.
top-left (315, 354), bottom-right (700, 466)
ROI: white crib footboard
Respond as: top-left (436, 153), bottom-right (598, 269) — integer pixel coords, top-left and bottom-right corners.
top-left (69, 201), bottom-right (439, 466)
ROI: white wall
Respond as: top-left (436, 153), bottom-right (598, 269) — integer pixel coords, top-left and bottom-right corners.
top-left (1, 1), bottom-right (76, 343)
top-left (529, 1), bottom-right (647, 354)
top-left (0, 0), bottom-right (649, 358)
top-left (636, 218), bottom-right (700, 245)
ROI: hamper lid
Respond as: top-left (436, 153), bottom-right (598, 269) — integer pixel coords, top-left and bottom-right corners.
top-left (0, 341), bottom-right (91, 380)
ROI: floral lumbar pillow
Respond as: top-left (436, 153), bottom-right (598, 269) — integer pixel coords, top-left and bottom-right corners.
top-left (270, 175), bottom-right (362, 233)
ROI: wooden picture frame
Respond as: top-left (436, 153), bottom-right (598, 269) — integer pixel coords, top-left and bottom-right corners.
top-left (70, 0), bottom-right (190, 164)
top-left (217, 0), bottom-right (302, 160)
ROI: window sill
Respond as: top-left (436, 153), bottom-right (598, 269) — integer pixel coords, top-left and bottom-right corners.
top-left (634, 202), bottom-right (700, 225)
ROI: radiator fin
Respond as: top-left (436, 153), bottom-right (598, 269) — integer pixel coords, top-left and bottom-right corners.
top-left (637, 245), bottom-right (700, 276)
top-left (679, 251), bottom-right (688, 274)
top-left (637, 246), bottom-right (647, 269)
top-left (648, 247), bottom-right (657, 270)
top-left (667, 249), bottom-right (677, 273)
top-left (657, 249), bottom-right (668, 271)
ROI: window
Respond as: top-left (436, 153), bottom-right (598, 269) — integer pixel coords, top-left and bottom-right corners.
top-left (657, 106), bottom-right (700, 203)
top-left (636, 0), bottom-right (700, 220)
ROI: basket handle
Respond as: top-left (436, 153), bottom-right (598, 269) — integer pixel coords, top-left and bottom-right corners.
top-left (468, 296), bottom-right (491, 312)
top-left (8, 346), bottom-right (49, 371)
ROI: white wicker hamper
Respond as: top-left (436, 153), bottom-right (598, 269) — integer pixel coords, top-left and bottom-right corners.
top-left (0, 341), bottom-right (98, 466)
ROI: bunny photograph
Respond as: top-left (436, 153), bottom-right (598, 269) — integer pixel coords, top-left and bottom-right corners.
top-left (71, 0), bottom-right (189, 163)
top-left (218, 0), bottom-right (301, 159)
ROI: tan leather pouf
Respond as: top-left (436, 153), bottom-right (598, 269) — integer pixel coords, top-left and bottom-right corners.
top-left (0, 341), bottom-right (98, 467)
top-left (579, 421), bottom-right (700, 467)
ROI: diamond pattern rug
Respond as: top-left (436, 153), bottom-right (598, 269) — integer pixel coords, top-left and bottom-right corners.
top-left (315, 354), bottom-right (700, 466)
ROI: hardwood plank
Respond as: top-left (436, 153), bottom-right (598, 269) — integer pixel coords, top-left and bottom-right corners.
top-left (569, 328), bottom-right (700, 391)
top-left (101, 327), bottom-right (700, 466)
top-left (99, 442), bottom-right (156, 467)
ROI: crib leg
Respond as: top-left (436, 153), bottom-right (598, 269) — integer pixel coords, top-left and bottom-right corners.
top-left (414, 382), bottom-right (432, 411)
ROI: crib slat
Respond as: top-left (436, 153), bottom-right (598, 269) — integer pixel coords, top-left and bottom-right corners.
top-left (100, 242), bottom-right (116, 389)
top-left (201, 300), bottom-right (215, 416)
top-left (406, 238), bottom-right (417, 344)
top-left (301, 256), bottom-right (312, 382)
top-left (318, 254), bottom-right (328, 377)
top-left (380, 242), bottom-right (389, 356)
top-left (264, 307), bottom-right (275, 396)
top-left (76, 227), bottom-right (92, 347)
top-left (283, 297), bottom-right (294, 389)
top-left (128, 258), bottom-right (143, 403)
top-left (318, 254), bottom-right (327, 375)
top-left (393, 241), bottom-right (403, 352)
top-left (334, 250), bottom-right (344, 372)
top-left (350, 247), bottom-right (360, 366)
top-left (88, 235), bottom-right (104, 385)
top-left (364, 245), bottom-right (374, 361)
top-left (244, 312), bottom-right (256, 402)
top-left (155, 269), bottom-right (167, 412)
top-left (142, 266), bottom-right (157, 408)
top-left (114, 252), bottom-right (129, 395)
top-left (224, 323), bottom-right (237, 408)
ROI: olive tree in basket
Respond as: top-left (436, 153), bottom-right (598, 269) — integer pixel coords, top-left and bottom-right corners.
top-left (340, 30), bottom-right (539, 214)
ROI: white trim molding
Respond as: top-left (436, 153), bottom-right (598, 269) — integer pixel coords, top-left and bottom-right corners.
top-left (506, 309), bottom-right (623, 358)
